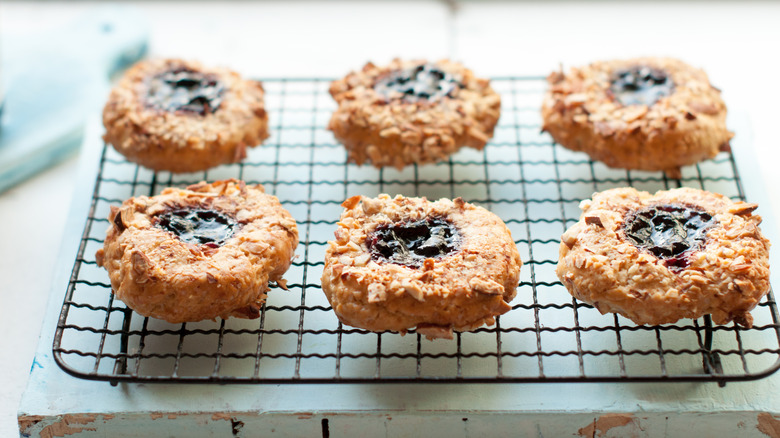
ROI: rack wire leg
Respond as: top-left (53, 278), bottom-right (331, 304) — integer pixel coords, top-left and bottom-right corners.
top-left (110, 307), bottom-right (133, 386)
top-left (702, 315), bottom-right (725, 387)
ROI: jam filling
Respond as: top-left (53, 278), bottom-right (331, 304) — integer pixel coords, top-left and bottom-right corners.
top-left (368, 217), bottom-right (461, 268)
top-left (624, 204), bottom-right (716, 271)
top-left (156, 208), bottom-right (236, 247)
top-left (145, 68), bottom-right (225, 115)
top-left (373, 64), bottom-right (460, 103)
top-left (610, 65), bottom-right (674, 107)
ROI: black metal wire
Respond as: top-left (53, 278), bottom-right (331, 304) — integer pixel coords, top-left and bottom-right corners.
top-left (53, 77), bottom-right (780, 385)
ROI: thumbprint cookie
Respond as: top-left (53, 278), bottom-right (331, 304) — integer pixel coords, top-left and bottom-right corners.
top-left (321, 194), bottom-right (522, 339)
top-left (557, 187), bottom-right (770, 327)
top-left (542, 57), bottom-right (733, 178)
top-left (328, 59), bottom-right (501, 169)
top-left (95, 179), bottom-right (298, 323)
top-left (103, 58), bottom-right (269, 173)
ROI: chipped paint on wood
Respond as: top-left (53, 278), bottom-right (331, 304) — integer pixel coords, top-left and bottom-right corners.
top-left (39, 414), bottom-right (101, 437)
top-left (757, 413), bottom-right (780, 438)
top-left (211, 412), bottom-right (233, 422)
top-left (18, 415), bottom-right (45, 436)
top-left (150, 412), bottom-right (177, 420)
top-left (15, 411), bottom-right (780, 437)
top-left (577, 413), bottom-right (638, 437)
top-left (211, 412), bottom-right (247, 437)
top-left (20, 414), bottom-right (118, 438)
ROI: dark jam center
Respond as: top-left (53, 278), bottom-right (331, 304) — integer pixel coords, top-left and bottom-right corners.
top-left (374, 64), bottom-right (460, 102)
top-left (146, 68), bottom-right (225, 115)
top-left (624, 204), bottom-right (716, 271)
top-left (156, 209), bottom-right (236, 247)
top-left (610, 65), bottom-right (674, 107)
top-left (368, 218), bottom-right (461, 268)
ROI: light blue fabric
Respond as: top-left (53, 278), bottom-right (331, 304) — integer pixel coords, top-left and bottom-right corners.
top-left (0, 6), bottom-right (147, 193)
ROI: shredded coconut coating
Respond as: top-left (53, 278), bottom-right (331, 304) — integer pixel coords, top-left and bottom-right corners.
top-left (328, 59), bottom-right (501, 169)
top-left (103, 58), bottom-right (269, 173)
top-left (96, 179), bottom-right (298, 323)
top-left (321, 194), bottom-right (522, 339)
top-left (556, 187), bottom-right (770, 327)
top-left (541, 57), bottom-right (733, 177)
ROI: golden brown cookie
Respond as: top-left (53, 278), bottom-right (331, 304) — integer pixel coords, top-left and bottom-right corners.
top-left (95, 179), bottom-right (298, 323)
top-left (328, 59), bottom-right (501, 169)
top-left (541, 57), bottom-right (733, 178)
top-left (321, 194), bottom-right (522, 339)
top-left (556, 187), bottom-right (770, 327)
top-left (103, 58), bottom-right (269, 173)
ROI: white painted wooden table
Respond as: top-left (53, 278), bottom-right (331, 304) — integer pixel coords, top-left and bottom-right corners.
top-left (4, 2), bottom-right (780, 437)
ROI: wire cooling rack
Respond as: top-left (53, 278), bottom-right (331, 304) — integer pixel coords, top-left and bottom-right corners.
top-left (53, 77), bottom-right (780, 385)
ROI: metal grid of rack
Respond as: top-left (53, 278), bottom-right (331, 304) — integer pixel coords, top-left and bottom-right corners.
top-left (53, 77), bottom-right (780, 385)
